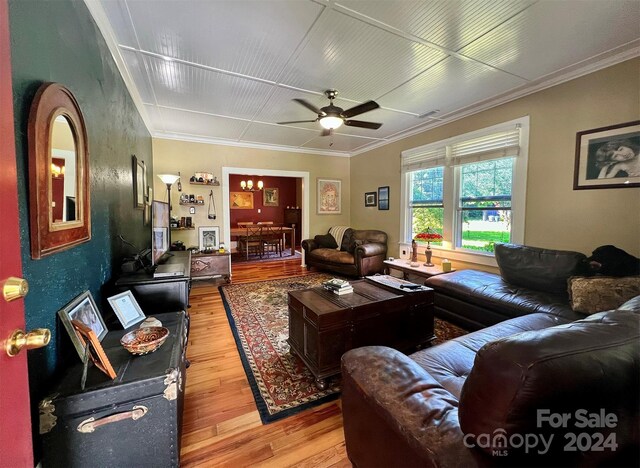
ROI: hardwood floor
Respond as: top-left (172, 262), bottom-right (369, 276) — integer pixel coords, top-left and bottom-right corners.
top-left (181, 258), bottom-right (352, 467)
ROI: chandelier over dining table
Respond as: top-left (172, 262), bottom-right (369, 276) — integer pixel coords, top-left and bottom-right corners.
top-left (240, 179), bottom-right (263, 191)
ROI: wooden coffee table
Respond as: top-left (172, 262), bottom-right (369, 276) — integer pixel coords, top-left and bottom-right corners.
top-left (287, 279), bottom-right (434, 389)
top-left (384, 258), bottom-right (454, 281)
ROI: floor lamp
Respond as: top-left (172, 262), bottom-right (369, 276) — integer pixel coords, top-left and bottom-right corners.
top-left (158, 174), bottom-right (180, 249)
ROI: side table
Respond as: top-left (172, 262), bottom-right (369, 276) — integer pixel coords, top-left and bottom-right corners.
top-left (191, 251), bottom-right (231, 281)
top-left (384, 258), bottom-right (454, 282)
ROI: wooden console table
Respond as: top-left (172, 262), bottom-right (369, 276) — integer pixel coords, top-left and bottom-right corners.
top-left (190, 251), bottom-right (231, 281)
top-left (288, 279), bottom-right (434, 389)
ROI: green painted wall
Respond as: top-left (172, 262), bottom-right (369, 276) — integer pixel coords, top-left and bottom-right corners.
top-left (9, 0), bottom-right (152, 418)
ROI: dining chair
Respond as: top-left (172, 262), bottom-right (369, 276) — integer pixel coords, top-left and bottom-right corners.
top-left (238, 225), bottom-right (263, 259)
top-left (261, 225), bottom-right (283, 257)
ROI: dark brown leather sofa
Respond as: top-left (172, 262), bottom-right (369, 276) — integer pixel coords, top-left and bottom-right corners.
top-left (425, 243), bottom-right (589, 330)
top-left (341, 296), bottom-right (640, 467)
top-left (302, 229), bottom-right (387, 277)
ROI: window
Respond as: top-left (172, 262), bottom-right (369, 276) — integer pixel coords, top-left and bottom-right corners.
top-left (401, 117), bottom-right (528, 264)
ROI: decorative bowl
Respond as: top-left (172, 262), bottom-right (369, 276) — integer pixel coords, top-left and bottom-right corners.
top-left (120, 326), bottom-right (169, 355)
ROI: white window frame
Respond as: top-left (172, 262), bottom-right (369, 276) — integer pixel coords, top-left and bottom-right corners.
top-left (400, 116), bottom-right (529, 267)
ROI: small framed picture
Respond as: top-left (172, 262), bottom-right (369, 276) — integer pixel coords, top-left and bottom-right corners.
top-left (132, 155), bottom-right (146, 210)
top-left (317, 178), bottom-right (341, 214)
top-left (378, 186), bottom-right (389, 210)
top-left (71, 320), bottom-right (116, 379)
top-left (107, 291), bottom-right (146, 329)
top-left (199, 226), bottom-right (220, 252)
top-left (574, 120), bottom-right (640, 190)
top-left (364, 192), bottom-right (377, 207)
top-left (58, 291), bottom-right (108, 360)
top-left (189, 206), bottom-right (196, 214)
top-left (263, 187), bottom-right (279, 207)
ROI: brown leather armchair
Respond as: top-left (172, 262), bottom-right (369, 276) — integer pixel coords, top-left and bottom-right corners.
top-left (341, 297), bottom-right (640, 467)
top-left (302, 229), bottom-right (387, 277)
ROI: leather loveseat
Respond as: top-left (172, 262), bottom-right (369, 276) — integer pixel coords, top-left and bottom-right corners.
top-left (341, 296), bottom-right (640, 467)
top-left (302, 229), bottom-right (387, 277)
top-left (424, 243), bottom-right (589, 330)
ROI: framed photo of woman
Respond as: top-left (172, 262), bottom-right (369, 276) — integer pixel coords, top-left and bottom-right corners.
top-left (574, 120), bottom-right (640, 190)
top-left (58, 291), bottom-right (108, 360)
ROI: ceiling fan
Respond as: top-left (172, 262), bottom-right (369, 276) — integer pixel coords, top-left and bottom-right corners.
top-left (277, 89), bottom-right (382, 136)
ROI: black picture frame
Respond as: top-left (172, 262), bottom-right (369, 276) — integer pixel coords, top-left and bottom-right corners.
top-left (364, 192), bottom-right (377, 207)
top-left (378, 186), bottom-right (389, 210)
top-left (573, 120), bottom-right (640, 190)
top-left (132, 154), bottom-right (146, 209)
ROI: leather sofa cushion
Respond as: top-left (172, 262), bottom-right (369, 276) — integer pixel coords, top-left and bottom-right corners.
top-left (308, 248), bottom-right (354, 265)
top-left (568, 276), bottom-right (640, 314)
top-left (459, 309), bottom-right (640, 456)
top-left (495, 243), bottom-right (587, 293)
top-left (352, 229), bottom-right (387, 245)
top-left (426, 270), bottom-right (581, 321)
top-left (410, 313), bottom-right (567, 398)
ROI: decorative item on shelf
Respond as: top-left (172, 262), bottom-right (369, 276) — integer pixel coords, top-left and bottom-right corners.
top-left (189, 172), bottom-right (219, 185)
top-left (120, 326), bottom-right (169, 355)
top-left (171, 240), bottom-right (185, 251)
top-left (218, 243), bottom-right (225, 253)
top-left (415, 228), bottom-right (444, 267)
top-left (442, 258), bottom-right (452, 272)
top-left (180, 193), bottom-right (189, 203)
top-left (170, 217), bottom-right (179, 228)
top-left (189, 194), bottom-right (195, 203)
top-left (196, 195), bottom-right (205, 204)
top-left (240, 179), bottom-right (263, 191)
top-left (185, 217), bottom-right (192, 228)
top-left (410, 239), bottom-right (419, 267)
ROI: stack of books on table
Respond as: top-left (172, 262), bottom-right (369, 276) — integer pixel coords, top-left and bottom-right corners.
top-left (322, 278), bottom-right (353, 295)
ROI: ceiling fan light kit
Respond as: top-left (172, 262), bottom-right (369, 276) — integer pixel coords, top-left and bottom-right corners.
top-left (278, 89), bottom-right (382, 136)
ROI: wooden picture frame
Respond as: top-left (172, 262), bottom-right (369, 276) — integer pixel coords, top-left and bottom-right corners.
top-left (58, 291), bottom-right (108, 360)
top-left (263, 187), bottom-right (279, 207)
top-left (230, 191), bottom-right (254, 209)
top-left (132, 155), bottom-right (146, 209)
top-left (198, 226), bottom-right (220, 252)
top-left (107, 290), bottom-right (146, 329)
top-left (365, 192), bottom-right (377, 207)
top-left (378, 186), bottom-right (389, 210)
top-left (574, 120), bottom-right (640, 190)
top-left (317, 178), bottom-right (341, 214)
top-left (71, 320), bottom-right (116, 379)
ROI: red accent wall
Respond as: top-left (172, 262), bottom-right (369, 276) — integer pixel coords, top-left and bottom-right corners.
top-left (229, 175), bottom-right (300, 226)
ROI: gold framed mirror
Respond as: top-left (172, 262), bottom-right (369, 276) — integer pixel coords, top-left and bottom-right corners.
top-left (28, 83), bottom-right (90, 259)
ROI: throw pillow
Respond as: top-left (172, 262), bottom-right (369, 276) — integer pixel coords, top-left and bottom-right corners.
top-left (340, 228), bottom-right (354, 252)
top-left (568, 276), bottom-right (640, 314)
top-left (314, 234), bottom-right (338, 249)
top-left (495, 243), bottom-right (588, 294)
top-left (348, 239), bottom-right (365, 254)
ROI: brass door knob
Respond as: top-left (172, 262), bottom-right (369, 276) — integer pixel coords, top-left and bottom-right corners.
top-left (2, 277), bottom-right (29, 302)
top-left (5, 328), bottom-right (51, 357)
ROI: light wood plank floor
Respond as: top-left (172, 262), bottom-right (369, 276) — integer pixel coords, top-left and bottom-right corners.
top-left (181, 259), bottom-right (352, 467)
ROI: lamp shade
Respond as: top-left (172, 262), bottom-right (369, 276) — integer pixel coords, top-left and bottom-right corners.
top-left (319, 115), bottom-right (343, 130)
top-left (158, 174), bottom-right (180, 185)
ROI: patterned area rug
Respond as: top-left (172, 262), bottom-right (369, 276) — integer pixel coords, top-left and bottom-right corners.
top-left (219, 274), bottom-right (467, 423)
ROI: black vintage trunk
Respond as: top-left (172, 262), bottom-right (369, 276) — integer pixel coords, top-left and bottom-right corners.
top-left (40, 312), bottom-right (188, 467)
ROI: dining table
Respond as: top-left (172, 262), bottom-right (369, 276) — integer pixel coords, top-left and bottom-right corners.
top-left (230, 226), bottom-right (296, 256)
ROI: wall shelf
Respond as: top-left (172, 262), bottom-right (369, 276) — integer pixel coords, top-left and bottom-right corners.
top-left (171, 227), bottom-right (195, 231)
top-left (179, 202), bottom-right (204, 206)
top-left (190, 181), bottom-right (220, 186)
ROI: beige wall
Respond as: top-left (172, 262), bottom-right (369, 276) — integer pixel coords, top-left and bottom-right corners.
top-left (152, 138), bottom-right (350, 248)
top-left (351, 58), bottom-right (640, 268)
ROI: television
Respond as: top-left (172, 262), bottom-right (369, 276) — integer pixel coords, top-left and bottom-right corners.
top-left (151, 200), bottom-right (170, 265)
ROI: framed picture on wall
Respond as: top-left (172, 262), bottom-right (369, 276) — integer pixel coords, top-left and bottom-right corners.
top-left (364, 192), bottom-right (377, 207)
top-left (378, 186), bottom-right (389, 210)
top-left (317, 178), bottom-right (341, 214)
top-left (574, 120), bottom-right (640, 190)
top-left (132, 155), bottom-right (146, 209)
top-left (230, 191), bottom-right (254, 209)
top-left (263, 187), bottom-right (279, 207)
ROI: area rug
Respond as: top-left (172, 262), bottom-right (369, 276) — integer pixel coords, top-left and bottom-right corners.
top-left (230, 249), bottom-right (302, 264)
top-left (219, 274), bottom-right (467, 423)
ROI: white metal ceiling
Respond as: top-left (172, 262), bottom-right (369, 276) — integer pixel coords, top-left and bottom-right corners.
top-left (90, 0), bottom-right (640, 156)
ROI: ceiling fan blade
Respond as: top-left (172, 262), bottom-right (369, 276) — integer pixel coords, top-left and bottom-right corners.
top-left (342, 100), bottom-right (379, 118)
top-left (344, 119), bottom-right (382, 129)
top-left (293, 98), bottom-right (322, 115)
top-left (277, 120), bottom-right (317, 125)
top-left (320, 128), bottom-right (333, 137)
